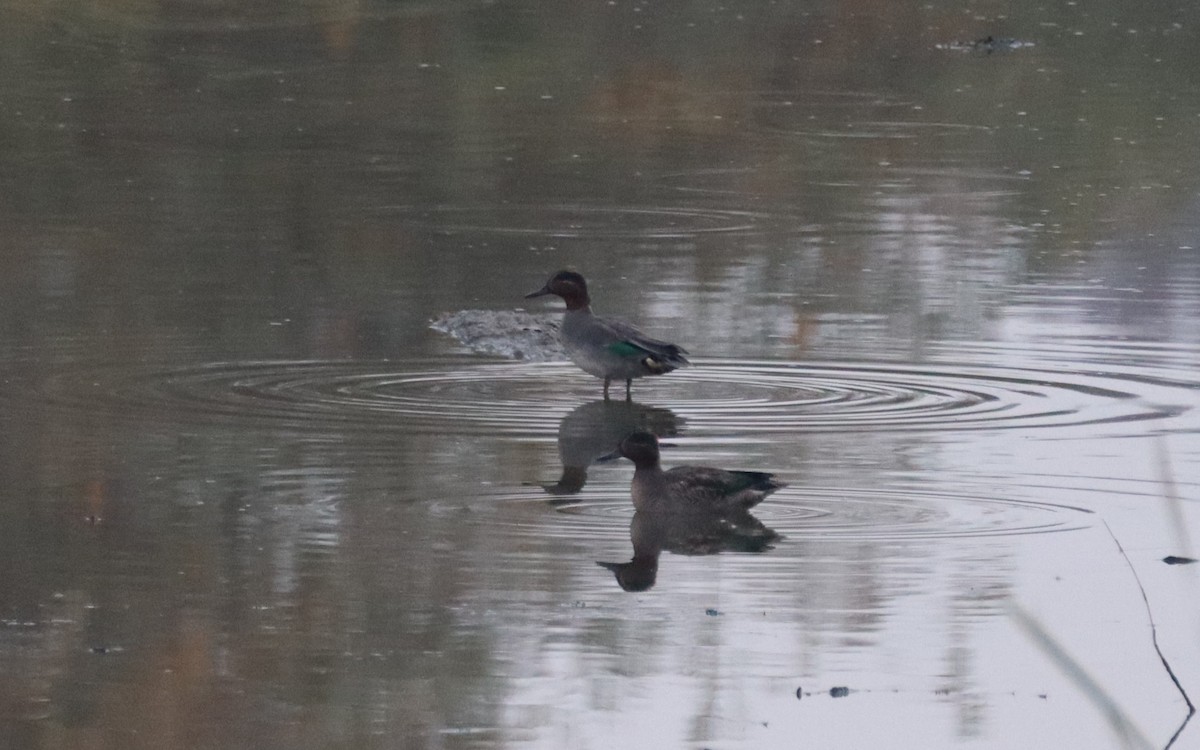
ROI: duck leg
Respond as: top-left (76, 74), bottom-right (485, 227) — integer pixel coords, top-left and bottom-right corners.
top-left (603, 377), bottom-right (612, 400)
top-left (624, 378), bottom-right (632, 400)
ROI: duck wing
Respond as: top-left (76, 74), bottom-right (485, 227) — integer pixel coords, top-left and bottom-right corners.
top-left (663, 467), bottom-right (783, 510)
top-left (598, 317), bottom-right (690, 367)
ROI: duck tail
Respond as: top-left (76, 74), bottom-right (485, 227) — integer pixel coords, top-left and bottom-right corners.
top-left (761, 477), bottom-right (787, 493)
top-left (733, 473), bottom-right (786, 510)
top-left (742, 472), bottom-right (784, 493)
top-left (641, 344), bottom-right (690, 374)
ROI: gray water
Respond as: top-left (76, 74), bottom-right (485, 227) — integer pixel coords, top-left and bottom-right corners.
top-left (1, 1), bottom-right (1198, 748)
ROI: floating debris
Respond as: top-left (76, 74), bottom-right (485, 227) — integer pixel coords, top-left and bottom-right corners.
top-left (430, 309), bottom-right (565, 361)
top-left (829, 686), bottom-right (850, 698)
top-left (705, 608), bottom-right (721, 616)
top-left (1162, 555), bottom-right (1197, 565)
top-left (89, 645), bottom-right (123, 655)
top-left (937, 36), bottom-right (1035, 53)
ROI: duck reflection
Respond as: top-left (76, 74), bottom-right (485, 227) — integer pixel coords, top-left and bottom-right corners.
top-left (597, 432), bottom-right (783, 591)
top-left (542, 400), bottom-right (681, 497)
top-left (598, 509), bottom-right (778, 591)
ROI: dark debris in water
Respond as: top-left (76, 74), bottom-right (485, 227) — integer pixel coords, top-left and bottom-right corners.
top-left (795, 685), bottom-right (852, 699)
top-left (936, 36), bottom-right (1035, 53)
top-left (705, 608), bottom-right (721, 616)
top-left (796, 684), bottom-right (1048, 701)
top-left (430, 309), bottom-right (565, 362)
top-left (1163, 555), bottom-right (1197, 565)
top-left (89, 645), bottom-right (123, 655)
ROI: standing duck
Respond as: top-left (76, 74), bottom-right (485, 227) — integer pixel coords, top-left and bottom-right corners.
top-left (616, 431), bottom-right (786, 514)
top-left (525, 270), bottom-right (689, 399)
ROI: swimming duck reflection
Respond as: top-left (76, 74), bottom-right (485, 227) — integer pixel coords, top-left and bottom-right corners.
top-left (598, 431), bottom-right (784, 591)
top-left (541, 400), bottom-right (681, 497)
top-left (598, 509), bottom-right (779, 592)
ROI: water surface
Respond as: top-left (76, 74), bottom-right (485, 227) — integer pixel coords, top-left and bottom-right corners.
top-left (1, 1), bottom-right (1198, 748)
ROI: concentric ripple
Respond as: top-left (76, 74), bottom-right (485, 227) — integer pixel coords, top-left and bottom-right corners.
top-left (20, 358), bottom-right (1194, 437)
top-left (372, 204), bottom-right (777, 238)
top-left (480, 484), bottom-right (1093, 541)
top-left (659, 164), bottom-right (1029, 199)
top-left (670, 360), bottom-right (1193, 434)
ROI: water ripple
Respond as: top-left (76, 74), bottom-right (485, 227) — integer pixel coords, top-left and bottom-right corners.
top-left (670, 360), bottom-right (1191, 434)
top-left (659, 164), bottom-right (1029, 199)
top-left (480, 484), bottom-right (1092, 542)
top-left (371, 204), bottom-right (780, 239)
top-left (20, 358), bottom-right (1194, 436)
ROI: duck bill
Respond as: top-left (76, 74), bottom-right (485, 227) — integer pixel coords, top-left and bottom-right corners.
top-left (594, 449), bottom-right (624, 464)
top-left (525, 286), bottom-right (552, 299)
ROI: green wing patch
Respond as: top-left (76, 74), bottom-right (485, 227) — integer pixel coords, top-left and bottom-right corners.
top-left (606, 341), bottom-right (644, 357)
top-left (727, 471), bottom-right (772, 492)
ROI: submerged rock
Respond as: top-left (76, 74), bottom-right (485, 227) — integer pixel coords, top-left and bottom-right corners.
top-left (430, 309), bottom-right (566, 362)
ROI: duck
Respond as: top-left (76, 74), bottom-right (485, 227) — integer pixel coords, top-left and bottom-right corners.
top-left (525, 270), bottom-right (689, 399)
top-left (540, 399), bottom-right (681, 498)
top-left (616, 431), bottom-right (786, 514)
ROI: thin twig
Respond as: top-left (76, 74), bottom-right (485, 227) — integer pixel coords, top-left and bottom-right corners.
top-left (1103, 519), bottom-right (1195, 748)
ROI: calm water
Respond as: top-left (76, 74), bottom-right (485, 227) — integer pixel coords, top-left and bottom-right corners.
top-left (1, 1), bottom-right (1198, 748)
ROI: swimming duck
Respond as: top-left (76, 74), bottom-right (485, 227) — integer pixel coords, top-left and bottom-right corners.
top-left (540, 399), bottom-right (681, 498)
top-left (525, 270), bottom-right (689, 399)
top-left (617, 431), bottom-right (786, 514)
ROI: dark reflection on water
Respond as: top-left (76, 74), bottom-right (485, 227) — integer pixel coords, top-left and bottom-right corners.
top-left (541, 399), bottom-right (680, 497)
top-left (1, 0), bottom-right (1199, 747)
top-left (598, 509), bottom-right (779, 592)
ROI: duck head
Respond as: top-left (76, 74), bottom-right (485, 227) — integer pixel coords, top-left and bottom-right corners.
top-left (596, 557), bottom-right (658, 592)
top-left (526, 270), bottom-right (590, 310)
top-left (618, 430), bottom-right (662, 469)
